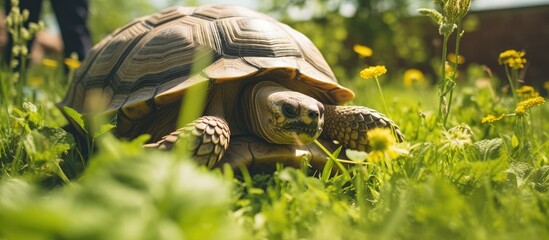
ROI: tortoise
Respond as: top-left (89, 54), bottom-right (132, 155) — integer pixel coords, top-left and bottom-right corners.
top-left (59, 4), bottom-right (403, 171)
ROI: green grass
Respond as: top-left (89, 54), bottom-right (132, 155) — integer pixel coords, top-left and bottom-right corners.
top-left (0, 57), bottom-right (547, 239)
top-left (1, 2), bottom-right (548, 239)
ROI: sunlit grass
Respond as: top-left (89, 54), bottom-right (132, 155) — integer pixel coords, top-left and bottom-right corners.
top-left (0, 1), bottom-right (548, 239)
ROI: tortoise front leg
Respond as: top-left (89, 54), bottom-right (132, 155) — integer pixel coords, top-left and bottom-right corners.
top-left (144, 116), bottom-right (230, 168)
top-left (322, 105), bottom-right (403, 151)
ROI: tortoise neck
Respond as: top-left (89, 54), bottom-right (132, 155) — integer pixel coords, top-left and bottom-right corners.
top-left (241, 81), bottom-right (288, 141)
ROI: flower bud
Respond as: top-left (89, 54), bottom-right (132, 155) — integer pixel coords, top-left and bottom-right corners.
top-left (458, 0), bottom-right (471, 18)
top-left (22, 9), bottom-right (29, 21)
top-left (11, 8), bottom-right (21, 25)
top-left (443, 0), bottom-right (460, 23)
top-left (6, 16), bottom-right (13, 27)
top-left (20, 28), bottom-right (30, 40)
top-left (12, 45), bottom-right (20, 56)
top-left (20, 45), bottom-right (28, 56)
top-left (29, 21), bottom-right (44, 33)
top-left (439, 22), bottom-right (456, 36)
top-left (10, 59), bottom-right (19, 69)
top-left (418, 8), bottom-right (444, 24)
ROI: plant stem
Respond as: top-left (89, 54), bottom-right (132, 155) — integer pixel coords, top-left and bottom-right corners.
top-left (374, 76), bottom-right (390, 119)
top-left (443, 22), bottom-right (463, 127)
top-left (0, 72), bottom-right (12, 135)
top-left (504, 66), bottom-right (518, 103)
top-left (374, 76), bottom-right (399, 139)
top-left (438, 34), bottom-right (450, 122)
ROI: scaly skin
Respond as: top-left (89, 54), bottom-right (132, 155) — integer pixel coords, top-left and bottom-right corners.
top-left (322, 105), bottom-right (404, 152)
top-left (145, 83), bottom-right (403, 170)
top-left (144, 116), bottom-right (230, 168)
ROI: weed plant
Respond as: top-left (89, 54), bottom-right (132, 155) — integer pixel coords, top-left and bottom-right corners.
top-left (0, 0), bottom-right (548, 239)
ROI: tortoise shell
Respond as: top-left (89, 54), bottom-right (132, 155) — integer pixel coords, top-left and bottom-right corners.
top-left (59, 4), bottom-right (355, 130)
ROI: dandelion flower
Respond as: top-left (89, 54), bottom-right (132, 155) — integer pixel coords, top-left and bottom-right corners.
top-left (498, 49), bottom-right (527, 69)
top-left (360, 65), bottom-right (387, 80)
top-left (515, 106), bottom-right (526, 115)
top-left (64, 58), bottom-right (81, 70)
top-left (403, 68), bottom-right (425, 87)
top-left (447, 53), bottom-right (465, 64)
top-left (365, 128), bottom-right (407, 163)
top-left (367, 128), bottom-right (394, 162)
top-left (367, 128), bottom-right (395, 152)
top-left (353, 44), bottom-right (373, 58)
top-left (544, 81), bottom-right (549, 91)
top-left (515, 96), bottom-right (545, 115)
top-left (516, 85), bottom-right (539, 100)
top-left (481, 114), bottom-right (505, 124)
top-left (42, 58), bottom-right (59, 68)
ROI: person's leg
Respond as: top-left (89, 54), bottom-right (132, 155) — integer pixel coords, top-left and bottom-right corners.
top-left (3, 0), bottom-right (43, 66)
top-left (50, 0), bottom-right (91, 61)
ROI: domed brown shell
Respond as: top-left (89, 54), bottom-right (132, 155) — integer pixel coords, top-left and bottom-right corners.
top-left (59, 4), bottom-right (355, 123)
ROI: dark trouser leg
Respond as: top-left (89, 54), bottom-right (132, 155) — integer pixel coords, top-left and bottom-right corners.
top-left (50, 0), bottom-right (91, 61)
top-left (3, 0), bottom-right (43, 67)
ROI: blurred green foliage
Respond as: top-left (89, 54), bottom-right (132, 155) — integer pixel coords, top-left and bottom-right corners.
top-left (260, 0), bottom-right (431, 82)
top-left (0, 135), bottom-right (246, 240)
top-left (88, 0), bottom-right (156, 43)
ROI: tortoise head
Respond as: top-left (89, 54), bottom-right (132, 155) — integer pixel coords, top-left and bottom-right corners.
top-left (244, 81), bottom-right (324, 145)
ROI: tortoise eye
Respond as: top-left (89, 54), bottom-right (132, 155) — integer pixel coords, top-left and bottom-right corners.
top-left (317, 103), bottom-right (324, 118)
top-left (282, 102), bottom-right (300, 118)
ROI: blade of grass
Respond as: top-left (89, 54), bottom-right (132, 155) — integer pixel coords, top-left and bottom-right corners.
top-left (314, 140), bottom-right (350, 180)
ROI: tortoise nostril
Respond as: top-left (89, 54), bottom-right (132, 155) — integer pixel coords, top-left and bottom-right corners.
top-left (308, 110), bottom-right (319, 119)
top-left (282, 102), bottom-right (300, 118)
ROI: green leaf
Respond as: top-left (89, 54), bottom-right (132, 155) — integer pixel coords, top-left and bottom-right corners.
top-left (511, 135), bottom-right (519, 148)
top-left (474, 138), bottom-right (503, 161)
top-left (529, 165), bottom-right (549, 192)
top-left (22, 102), bottom-right (41, 128)
top-left (92, 124), bottom-right (116, 139)
top-left (23, 127), bottom-right (74, 160)
top-left (63, 106), bottom-right (87, 134)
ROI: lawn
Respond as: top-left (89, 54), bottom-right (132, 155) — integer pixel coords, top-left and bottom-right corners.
top-left (1, 1), bottom-right (548, 239)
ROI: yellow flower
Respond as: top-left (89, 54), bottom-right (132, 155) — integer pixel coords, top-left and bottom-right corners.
top-left (447, 53), bottom-right (465, 64)
top-left (403, 68), bottom-right (426, 87)
top-left (515, 96), bottom-right (545, 115)
top-left (481, 114), bottom-right (505, 124)
top-left (365, 128), bottom-right (407, 163)
top-left (360, 65), bottom-right (387, 80)
top-left (367, 128), bottom-right (395, 152)
top-left (64, 58), bottom-right (81, 70)
top-left (516, 85), bottom-right (539, 100)
top-left (41, 58), bottom-right (58, 68)
top-left (28, 76), bottom-right (44, 88)
top-left (498, 49), bottom-right (526, 69)
top-left (544, 81), bottom-right (549, 91)
top-left (515, 106), bottom-right (526, 115)
top-left (353, 44), bottom-right (373, 58)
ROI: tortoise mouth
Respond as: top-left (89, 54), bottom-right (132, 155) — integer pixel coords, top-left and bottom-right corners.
top-left (280, 122), bottom-right (322, 137)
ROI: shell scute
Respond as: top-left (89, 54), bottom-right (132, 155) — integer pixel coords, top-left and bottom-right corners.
top-left (60, 4), bottom-right (356, 133)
